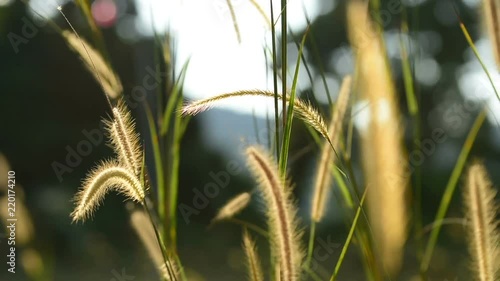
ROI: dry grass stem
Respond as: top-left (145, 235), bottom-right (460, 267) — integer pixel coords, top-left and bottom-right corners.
top-left (225, 0), bottom-right (242, 43)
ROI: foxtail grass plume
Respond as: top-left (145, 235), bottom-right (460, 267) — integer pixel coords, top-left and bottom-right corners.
top-left (483, 0), bottom-right (500, 69)
top-left (105, 101), bottom-right (142, 176)
top-left (212, 192), bottom-right (251, 223)
top-left (72, 101), bottom-right (147, 222)
top-left (242, 229), bottom-right (264, 281)
top-left (347, 0), bottom-right (408, 275)
top-left (71, 161), bottom-right (145, 222)
top-left (182, 90), bottom-right (331, 145)
top-left (131, 210), bottom-right (179, 281)
top-left (62, 31), bottom-right (123, 99)
top-left (463, 161), bottom-right (500, 281)
top-left (311, 76), bottom-right (352, 223)
top-left (246, 146), bottom-right (303, 281)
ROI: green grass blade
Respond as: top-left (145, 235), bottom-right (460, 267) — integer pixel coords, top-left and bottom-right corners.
top-left (278, 28), bottom-right (308, 175)
top-left (420, 109), bottom-right (486, 273)
top-left (305, 221), bottom-right (316, 269)
top-left (302, 12), bottom-right (332, 106)
top-left (160, 59), bottom-right (191, 136)
top-left (166, 92), bottom-right (184, 251)
top-left (332, 166), bottom-right (354, 209)
top-left (281, 0), bottom-right (288, 131)
top-left (399, 25), bottom-right (418, 115)
top-left (420, 16), bottom-right (499, 274)
top-left (144, 103), bottom-right (165, 236)
top-left (459, 22), bottom-right (500, 101)
top-left (330, 189), bottom-right (368, 281)
top-left (269, 0), bottom-right (281, 160)
top-left (400, 19), bottom-right (426, 266)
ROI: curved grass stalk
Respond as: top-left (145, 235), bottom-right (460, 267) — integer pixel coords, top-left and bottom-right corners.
top-left (181, 91), bottom-right (330, 145)
top-left (62, 31), bottom-right (122, 99)
top-left (225, 0), bottom-right (241, 43)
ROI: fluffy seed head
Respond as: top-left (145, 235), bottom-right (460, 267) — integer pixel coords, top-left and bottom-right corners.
top-left (464, 161), bottom-right (500, 281)
top-left (246, 146), bottom-right (303, 281)
top-left (347, 0), bottom-right (408, 274)
top-left (212, 192), bottom-right (252, 223)
top-left (242, 229), bottom-right (264, 281)
top-left (105, 101), bottom-right (142, 176)
top-left (311, 76), bottom-right (352, 222)
top-left (181, 90), bottom-right (330, 144)
top-left (71, 161), bottom-right (145, 222)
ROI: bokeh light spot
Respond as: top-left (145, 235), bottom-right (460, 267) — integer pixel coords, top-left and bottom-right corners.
top-left (91, 0), bottom-right (117, 28)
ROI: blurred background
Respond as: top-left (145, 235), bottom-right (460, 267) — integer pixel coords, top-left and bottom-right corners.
top-left (1, 0), bottom-right (500, 280)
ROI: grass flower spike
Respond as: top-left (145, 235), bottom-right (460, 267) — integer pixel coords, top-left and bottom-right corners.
top-left (212, 192), bottom-right (252, 223)
top-left (242, 229), bottom-right (264, 281)
top-left (182, 90), bottom-right (331, 144)
top-left (71, 161), bottom-right (145, 222)
top-left (106, 101), bottom-right (142, 176)
top-left (71, 101), bottom-right (146, 222)
top-left (311, 76), bottom-right (352, 222)
top-left (246, 146), bottom-right (302, 281)
top-left (464, 161), bottom-right (500, 281)
top-left (347, 0), bottom-right (409, 274)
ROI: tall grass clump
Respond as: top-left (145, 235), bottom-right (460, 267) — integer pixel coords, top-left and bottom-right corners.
top-left (47, 1), bottom-right (500, 280)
